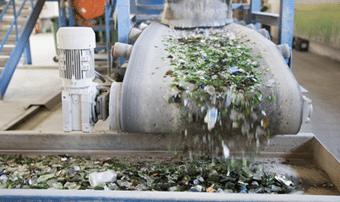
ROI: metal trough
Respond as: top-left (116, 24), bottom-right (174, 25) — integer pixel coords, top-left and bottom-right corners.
top-left (0, 131), bottom-right (339, 201)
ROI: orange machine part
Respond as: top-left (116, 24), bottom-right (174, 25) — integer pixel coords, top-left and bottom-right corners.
top-left (73, 0), bottom-right (106, 21)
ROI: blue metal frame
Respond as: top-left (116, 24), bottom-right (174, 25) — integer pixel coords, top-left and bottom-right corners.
top-left (130, 0), bottom-right (137, 14)
top-left (248, 0), bottom-right (295, 69)
top-left (68, 7), bottom-right (76, 26)
top-left (0, 0), bottom-right (46, 99)
top-left (278, 0), bottom-right (295, 68)
top-left (117, 0), bottom-right (130, 66)
top-left (58, 0), bottom-right (67, 27)
top-left (105, 1), bottom-right (112, 74)
top-left (248, 0), bottom-right (261, 30)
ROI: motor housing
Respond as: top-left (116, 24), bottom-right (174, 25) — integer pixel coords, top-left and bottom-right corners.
top-left (57, 27), bottom-right (98, 132)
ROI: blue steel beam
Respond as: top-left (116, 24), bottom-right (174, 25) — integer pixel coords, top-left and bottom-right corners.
top-left (58, 0), bottom-right (67, 27)
top-left (68, 7), bottom-right (76, 26)
top-left (12, 0), bottom-right (19, 42)
top-left (117, 0), bottom-right (130, 66)
top-left (105, 2), bottom-right (111, 75)
top-left (0, 0), bottom-right (46, 99)
top-left (24, 41), bottom-right (32, 65)
top-left (248, 0), bottom-right (261, 30)
top-left (130, 0), bottom-right (137, 14)
top-left (278, 0), bottom-right (295, 69)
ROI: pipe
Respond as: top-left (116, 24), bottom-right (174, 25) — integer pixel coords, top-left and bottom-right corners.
top-left (128, 28), bottom-right (142, 41)
top-left (112, 43), bottom-right (133, 60)
top-left (138, 23), bottom-right (148, 31)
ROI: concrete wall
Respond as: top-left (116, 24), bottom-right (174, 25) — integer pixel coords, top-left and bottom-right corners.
top-left (309, 41), bottom-right (340, 62)
top-left (296, 0), bottom-right (340, 3)
top-left (266, 0), bottom-right (340, 62)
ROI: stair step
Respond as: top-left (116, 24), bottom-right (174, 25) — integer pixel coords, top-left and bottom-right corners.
top-left (0, 56), bottom-right (24, 67)
top-left (5, 8), bottom-right (31, 16)
top-left (0, 56), bottom-right (10, 65)
top-left (0, 16), bottom-right (28, 26)
top-left (0, 1), bottom-right (32, 8)
top-left (0, 38), bottom-right (18, 45)
top-left (0, 29), bottom-right (22, 44)
top-left (0, 45), bottom-right (14, 55)
top-left (0, 25), bottom-right (24, 32)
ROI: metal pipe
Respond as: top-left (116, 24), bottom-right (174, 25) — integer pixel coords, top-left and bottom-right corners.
top-left (128, 28), bottom-right (142, 41)
top-left (112, 42), bottom-right (133, 60)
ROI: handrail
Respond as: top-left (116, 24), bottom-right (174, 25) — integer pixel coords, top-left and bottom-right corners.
top-left (13, 0), bottom-right (19, 42)
top-left (0, 0), bottom-right (12, 22)
top-left (0, 0), bottom-right (30, 54)
top-left (0, 0), bottom-right (44, 99)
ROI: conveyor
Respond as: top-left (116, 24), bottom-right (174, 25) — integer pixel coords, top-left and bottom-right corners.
top-left (0, 0), bottom-right (339, 201)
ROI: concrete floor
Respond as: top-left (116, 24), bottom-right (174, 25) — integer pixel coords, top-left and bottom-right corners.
top-left (0, 33), bottom-right (339, 160)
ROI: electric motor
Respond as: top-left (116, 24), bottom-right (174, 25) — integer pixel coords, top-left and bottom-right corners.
top-left (57, 27), bottom-right (98, 132)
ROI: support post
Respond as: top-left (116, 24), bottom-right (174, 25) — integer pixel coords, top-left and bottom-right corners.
top-left (105, 2), bottom-right (111, 76)
top-left (117, 0), bottom-right (130, 66)
top-left (130, 0), bottom-right (136, 14)
top-left (278, 0), bottom-right (295, 69)
top-left (248, 0), bottom-right (261, 30)
top-left (68, 8), bottom-right (75, 26)
top-left (67, 0), bottom-right (75, 26)
top-left (24, 41), bottom-right (32, 65)
top-left (58, 0), bottom-right (67, 27)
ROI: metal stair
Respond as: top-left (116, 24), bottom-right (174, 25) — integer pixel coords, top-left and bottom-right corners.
top-left (0, 0), bottom-right (46, 99)
top-left (0, 0), bottom-right (31, 73)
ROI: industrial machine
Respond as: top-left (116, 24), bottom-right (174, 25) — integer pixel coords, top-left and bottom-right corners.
top-left (57, 0), bottom-right (312, 137)
top-left (57, 27), bottom-right (109, 132)
top-left (1, 1), bottom-right (340, 201)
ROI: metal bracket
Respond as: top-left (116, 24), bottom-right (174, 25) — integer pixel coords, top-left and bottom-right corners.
top-left (96, 87), bottom-right (110, 121)
top-left (302, 95), bottom-right (313, 124)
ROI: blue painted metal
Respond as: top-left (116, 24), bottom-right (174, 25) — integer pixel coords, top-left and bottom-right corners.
top-left (130, 0), bottom-right (137, 14)
top-left (248, 0), bottom-right (261, 30)
top-left (68, 7), bottom-right (76, 26)
top-left (117, 0), bottom-right (130, 66)
top-left (245, 0), bottom-right (295, 69)
top-left (12, 0), bottom-right (19, 42)
top-left (105, 1), bottom-right (111, 74)
top-left (0, 0), bottom-right (47, 99)
top-left (58, 0), bottom-right (67, 28)
top-left (24, 41), bottom-right (32, 65)
top-left (59, 8), bottom-right (67, 27)
top-left (17, 0), bottom-right (33, 65)
top-left (278, 0), bottom-right (295, 69)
